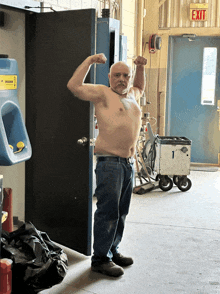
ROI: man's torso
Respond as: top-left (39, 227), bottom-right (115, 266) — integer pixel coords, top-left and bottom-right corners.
top-left (94, 88), bottom-right (141, 158)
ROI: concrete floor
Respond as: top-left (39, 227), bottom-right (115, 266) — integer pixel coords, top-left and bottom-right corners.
top-left (40, 168), bottom-right (220, 294)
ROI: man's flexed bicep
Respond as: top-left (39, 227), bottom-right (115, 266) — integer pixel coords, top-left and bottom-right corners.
top-left (67, 54), bottom-right (107, 103)
top-left (70, 83), bottom-right (107, 103)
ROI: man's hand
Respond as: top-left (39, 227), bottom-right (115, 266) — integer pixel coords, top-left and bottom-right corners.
top-left (134, 56), bottom-right (147, 66)
top-left (91, 53), bottom-right (107, 64)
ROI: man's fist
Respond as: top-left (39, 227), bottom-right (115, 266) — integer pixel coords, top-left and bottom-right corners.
top-left (134, 56), bottom-right (147, 66)
top-left (91, 53), bottom-right (107, 64)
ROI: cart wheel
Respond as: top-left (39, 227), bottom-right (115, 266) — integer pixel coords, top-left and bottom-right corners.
top-left (159, 176), bottom-right (173, 191)
top-left (173, 175), bottom-right (179, 186)
top-left (177, 178), bottom-right (192, 192)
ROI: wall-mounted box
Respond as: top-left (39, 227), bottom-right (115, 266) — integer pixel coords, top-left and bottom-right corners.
top-left (0, 57), bottom-right (32, 165)
top-left (96, 18), bottom-right (120, 86)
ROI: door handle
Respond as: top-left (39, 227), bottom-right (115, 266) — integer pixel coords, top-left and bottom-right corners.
top-left (77, 137), bottom-right (88, 146)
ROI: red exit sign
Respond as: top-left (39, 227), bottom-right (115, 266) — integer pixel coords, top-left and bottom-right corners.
top-left (190, 3), bottom-right (208, 21)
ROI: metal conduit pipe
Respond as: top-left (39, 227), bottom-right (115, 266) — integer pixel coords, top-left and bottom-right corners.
top-left (120, 0), bottom-right (123, 35)
top-left (167, 0), bottom-right (171, 28)
top-left (217, 0), bottom-right (220, 27)
top-left (137, 0), bottom-right (144, 56)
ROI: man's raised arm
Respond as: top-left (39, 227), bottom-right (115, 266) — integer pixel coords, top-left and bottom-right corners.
top-left (67, 53), bottom-right (107, 102)
top-left (132, 56), bottom-right (147, 98)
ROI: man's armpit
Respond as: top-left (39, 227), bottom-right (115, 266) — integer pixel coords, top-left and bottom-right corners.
top-left (130, 87), bottom-right (143, 100)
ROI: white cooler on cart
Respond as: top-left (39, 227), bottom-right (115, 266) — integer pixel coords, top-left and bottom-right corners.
top-left (154, 136), bottom-right (192, 192)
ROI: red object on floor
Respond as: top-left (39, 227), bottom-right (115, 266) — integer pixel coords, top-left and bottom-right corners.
top-left (2, 188), bottom-right (13, 232)
top-left (0, 259), bottom-right (12, 294)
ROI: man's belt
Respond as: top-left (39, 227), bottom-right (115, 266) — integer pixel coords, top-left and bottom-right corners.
top-left (97, 156), bottom-right (134, 164)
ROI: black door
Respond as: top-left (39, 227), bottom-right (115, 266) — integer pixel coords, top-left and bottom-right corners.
top-left (0, 176), bottom-right (3, 257)
top-left (25, 9), bottom-right (96, 255)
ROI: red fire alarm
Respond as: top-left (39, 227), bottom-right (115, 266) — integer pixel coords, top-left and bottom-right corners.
top-left (149, 34), bottom-right (162, 54)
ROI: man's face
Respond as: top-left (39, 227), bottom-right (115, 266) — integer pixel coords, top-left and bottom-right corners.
top-left (108, 63), bottom-right (131, 95)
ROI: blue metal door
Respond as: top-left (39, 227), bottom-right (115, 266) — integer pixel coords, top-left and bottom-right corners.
top-left (166, 36), bottom-right (220, 164)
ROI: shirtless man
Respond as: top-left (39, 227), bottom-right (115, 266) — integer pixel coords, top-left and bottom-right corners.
top-left (67, 53), bottom-right (147, 277)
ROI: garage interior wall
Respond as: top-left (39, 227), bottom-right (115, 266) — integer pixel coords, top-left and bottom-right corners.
top-left (142, 0), bottom-right (220, 137)
top-left (0, 7), bottom-right (26, 221)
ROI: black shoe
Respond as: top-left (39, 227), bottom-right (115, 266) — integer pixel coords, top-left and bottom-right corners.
top-left (91, 261), bottom-right (124, 277)
top-left (112, 253), bottom-right (134, 267)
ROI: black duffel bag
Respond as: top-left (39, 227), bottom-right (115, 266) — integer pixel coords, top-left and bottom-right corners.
top-left (1, 222), bottom-right (68, 293)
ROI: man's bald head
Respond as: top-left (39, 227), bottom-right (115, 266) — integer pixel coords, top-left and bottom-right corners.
top-left (109, 61), bottom-right (132, 76)
top-left (108, 62), bottom-right (132, 95)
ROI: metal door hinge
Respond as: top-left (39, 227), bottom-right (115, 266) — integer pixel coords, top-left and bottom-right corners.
top-left (90, 138), bottom-right (96, 146)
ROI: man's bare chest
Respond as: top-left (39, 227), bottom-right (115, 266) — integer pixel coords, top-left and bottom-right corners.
top-left (95, 91), bottom-right (141, 123)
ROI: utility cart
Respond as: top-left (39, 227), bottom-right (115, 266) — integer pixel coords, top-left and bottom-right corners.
top-left (141, 123), bottom-right (192, 192)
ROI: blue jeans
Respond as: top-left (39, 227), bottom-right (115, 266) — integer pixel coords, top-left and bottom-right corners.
top-left (92, 157), bottom-right (134, 264)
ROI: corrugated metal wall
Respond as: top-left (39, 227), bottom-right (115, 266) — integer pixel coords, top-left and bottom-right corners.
top-left (159, 0), bottom-right (220, 28)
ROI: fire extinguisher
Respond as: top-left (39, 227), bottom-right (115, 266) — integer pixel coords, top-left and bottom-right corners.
top-left (0, 258), bottom-right (12, 294)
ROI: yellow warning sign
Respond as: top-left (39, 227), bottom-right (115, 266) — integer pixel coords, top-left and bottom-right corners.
top-left (0, 75), bottom-right (17, 90)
